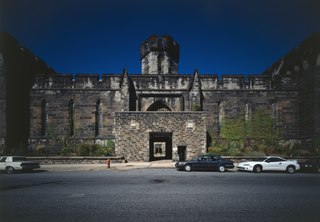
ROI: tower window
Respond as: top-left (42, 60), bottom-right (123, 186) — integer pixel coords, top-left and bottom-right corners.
top-left (157, 55), bottom-right (162, 73)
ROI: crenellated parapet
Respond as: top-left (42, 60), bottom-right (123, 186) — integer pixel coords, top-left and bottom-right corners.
top-left (248, 75), bottom-right (272, 90)
top-left (32, 72), bottom-right (297, 91)
top-left (131, 74), bottom-right (192, 90)
top-left (221, 75), bottom-right (245, 90)
top-left (32, 73), bottom-right (123, 90)
top-left (200, 74), bottom-right (291, 90)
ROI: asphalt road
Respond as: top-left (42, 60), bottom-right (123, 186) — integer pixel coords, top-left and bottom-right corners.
top-left (0, 169), bottom-right (319, 222)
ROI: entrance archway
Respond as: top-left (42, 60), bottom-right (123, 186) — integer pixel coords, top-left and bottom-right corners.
top-left (149, 132), bottom-right (172, 161)
top-left (147, 100), bottom-right (172, 111)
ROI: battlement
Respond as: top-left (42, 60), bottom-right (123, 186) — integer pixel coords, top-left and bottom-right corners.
top-left (199, 74), bottom-right (290, 90)
top-left (32, 73), bottom-right (296, 91)
top-left (32, 73), bottom-right (122, 90)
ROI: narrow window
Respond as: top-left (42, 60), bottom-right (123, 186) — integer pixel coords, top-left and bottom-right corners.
top-left (68, 99), bottom-right (74, 136)
top-left (271, 102), bottom-right (276, 130)
top-left (41, 100), bottom-right (48, 136)
top-left (95, 100), bottom-right (102, 137)
top-left (217, 101), bottom-right (223, 134)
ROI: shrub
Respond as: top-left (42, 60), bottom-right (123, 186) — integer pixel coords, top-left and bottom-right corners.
top-left (60, 146), bottom-right (75, 156)
top-left (92, 145), bottom-right (114, 156)
top-left (59, 141), bottom-right (115, 156)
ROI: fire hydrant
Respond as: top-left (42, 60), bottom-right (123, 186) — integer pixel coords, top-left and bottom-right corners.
top-left (106, 158), bottom-right (111, 168)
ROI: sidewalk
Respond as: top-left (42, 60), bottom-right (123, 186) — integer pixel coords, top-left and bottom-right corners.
top-left (40, 160), bottom-right (176, 172)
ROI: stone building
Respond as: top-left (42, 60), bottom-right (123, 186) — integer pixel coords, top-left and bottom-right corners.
top-left (0, 32), bottom-right (54, 153)
top-left (263, 33), bottom-right (320, 144)
top-left (27, 34), bottom-right (320, 161)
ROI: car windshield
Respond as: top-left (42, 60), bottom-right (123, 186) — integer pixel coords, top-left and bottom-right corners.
top-left (13, 157), bottom-right (28, 162)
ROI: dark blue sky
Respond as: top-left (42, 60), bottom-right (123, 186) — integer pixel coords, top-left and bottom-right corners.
top-left (1, 0), bottom-right (320, 75)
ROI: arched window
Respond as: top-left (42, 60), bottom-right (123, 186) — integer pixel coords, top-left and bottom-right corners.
top-left (41, 99), bottom-right (48, 136)
top-left (95, 99), bottom-right (103, 136)
top-left (68, 99), bottom-right (74, 136)
top-left (147, 100), bottom-right (171, 111)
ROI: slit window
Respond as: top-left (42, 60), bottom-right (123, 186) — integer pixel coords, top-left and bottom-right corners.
top-left (41, 100), bottom-right (48, 136)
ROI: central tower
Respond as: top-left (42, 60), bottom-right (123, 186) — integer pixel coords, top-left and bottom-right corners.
top-left (140, 35), bottom-right (179, 74)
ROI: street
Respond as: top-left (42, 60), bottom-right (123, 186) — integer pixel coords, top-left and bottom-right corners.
top-left (0, 169), bottom-right (320, 222)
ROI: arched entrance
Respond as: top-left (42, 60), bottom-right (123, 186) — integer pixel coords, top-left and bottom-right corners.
top-left (149, 132), bottom-right (172, 161)
top-left (147, 100), bottom-right (171, 111)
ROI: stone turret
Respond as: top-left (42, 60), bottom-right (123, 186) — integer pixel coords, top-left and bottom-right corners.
top-left (140, 35), bottom-right (179, 74)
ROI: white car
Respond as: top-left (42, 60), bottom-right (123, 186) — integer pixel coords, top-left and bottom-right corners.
top-left (237, 156), bottom-right (300, 174)
top-left (0, 156), bottom-right (40, 174)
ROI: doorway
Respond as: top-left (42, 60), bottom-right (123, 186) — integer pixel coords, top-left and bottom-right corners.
top-left (177, 146), bottom-right (186, 161)
top-left (149, 132), bottom-right (172, 161)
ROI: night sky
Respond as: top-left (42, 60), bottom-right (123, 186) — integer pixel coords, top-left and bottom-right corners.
top-left (1, 0), bottom-right (320, 75)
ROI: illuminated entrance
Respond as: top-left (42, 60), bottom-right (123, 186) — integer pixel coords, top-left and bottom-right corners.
top-left (149, 132), bottom-right (172, 161)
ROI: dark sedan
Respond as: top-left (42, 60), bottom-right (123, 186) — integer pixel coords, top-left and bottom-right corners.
top-left (175, 154), bottom-right (234, 172)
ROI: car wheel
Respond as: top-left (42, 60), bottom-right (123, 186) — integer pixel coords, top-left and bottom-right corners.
top-left (184, 164), bottom-right (192, 172)
top-left (218, 165), bottom-right (226, 172)
top-left (6, 166), bottom-right (15, 174)
top-left (286, 165), bottom-right (295, 174)
top-left (253, 165), bottom-right (262, 173)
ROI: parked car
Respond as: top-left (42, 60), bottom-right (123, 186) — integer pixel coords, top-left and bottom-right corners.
top-left (0, 156), bottom-right (40, 174)
top-left (175, 154), bottom-right (234, 172)
top-left (237, 156), bottom-right (300, 174)
top-left (299, 157), bottom-right (320, 173)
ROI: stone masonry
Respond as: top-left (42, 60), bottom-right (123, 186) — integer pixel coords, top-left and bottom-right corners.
top-left (114, 112), bottom-right (207, 161)
top-left (0, 32), bottom-right (54, 153)
top-left (0, 53), bottom-right (6, 152)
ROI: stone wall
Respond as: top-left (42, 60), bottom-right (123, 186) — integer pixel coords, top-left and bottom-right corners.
top-left (114, 112), bottom-right (207, 161)
top-left (29, 72), bottom-right (299, 155)
top-left (0, 32), bottom-right (54, 153)
top-left (0, 53), bottom-right (6, 153)
top-left (263, 33), bottom-right (320, 142)
top-left (29, 74), bottom-right (126, 151)
top-left (202, 89), bottom-right (299, 140)
top-left (315, 62), bottom-right (320, 138)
